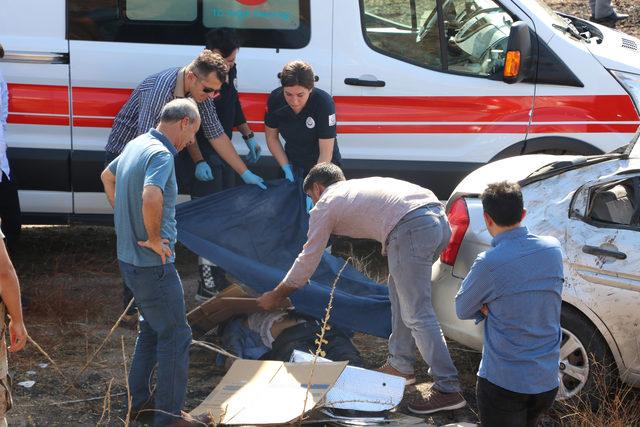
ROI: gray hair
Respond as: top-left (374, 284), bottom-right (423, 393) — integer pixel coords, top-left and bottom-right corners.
top-left (159, 98), bottom-right (200, 124)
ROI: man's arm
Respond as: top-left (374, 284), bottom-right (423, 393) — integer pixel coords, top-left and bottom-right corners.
top-left (209, 133), bottom-right (249, 174)
top-left (101, 168), bottom-right (116, 209)
top-left (138, 185), bottom-right (172, 264)
top-left (0, 240), bottom-right (27, 352)
top-left (455, 256), bottom-right (494, 321)
top-left (257, 203), bottom-right (334, 311)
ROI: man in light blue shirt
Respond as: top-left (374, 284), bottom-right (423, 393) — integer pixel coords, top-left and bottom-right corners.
top-left (455, 181), bottom-right (563, 427)
top-left (101, 98), bottom-right (211, 427)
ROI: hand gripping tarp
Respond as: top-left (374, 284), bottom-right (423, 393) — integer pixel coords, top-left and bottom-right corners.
top-left (176, 180), bottom-right (391, 338)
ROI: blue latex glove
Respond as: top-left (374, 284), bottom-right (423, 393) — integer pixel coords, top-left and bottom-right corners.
top-left (241, 170), bottom-right (267, 190)
top-left (281, 164), bottom-right (295, 182)
top-left (244, 137), bottom-right (262, 165)
top-left (195, 161), bottom-right (214, 181)
top-left (306, 195), bottom-right (314, 213)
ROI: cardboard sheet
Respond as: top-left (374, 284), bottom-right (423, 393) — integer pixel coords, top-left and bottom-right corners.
top-left (190, 359), bottom-right (347, 425)
top-left (291, 350), bottom-right (405, 412)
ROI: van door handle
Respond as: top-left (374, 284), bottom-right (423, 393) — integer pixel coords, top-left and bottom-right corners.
top-left (582, 245), bottom-right (627, 260)
top-left (344, 78), bottom-right (386, 87)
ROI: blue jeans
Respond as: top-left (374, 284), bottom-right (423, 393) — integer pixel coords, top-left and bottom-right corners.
top-left (385, 205), bottom-right (461, 393)
top-left (118, 261), bottom-right (192, 426)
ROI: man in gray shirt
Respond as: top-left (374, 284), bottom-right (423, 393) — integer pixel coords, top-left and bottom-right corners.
top-left (101, 99), bottom-right (211, 426)
top-left (257, 163), bottom-right (466, 414)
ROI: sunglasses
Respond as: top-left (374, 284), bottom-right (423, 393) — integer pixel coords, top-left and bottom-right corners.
top-left (192, 71), bottom-right (220, 94)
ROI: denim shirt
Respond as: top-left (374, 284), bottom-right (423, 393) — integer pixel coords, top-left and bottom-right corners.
top-left (455, 226), bottom-right (564, 394)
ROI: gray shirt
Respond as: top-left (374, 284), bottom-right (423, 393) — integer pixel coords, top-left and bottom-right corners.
top-left (283, 177), bottom-right (440, 288)
top-left (108, 129), bottom-right (178, 267)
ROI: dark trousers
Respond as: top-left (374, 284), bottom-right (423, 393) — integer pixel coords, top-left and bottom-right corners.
top-left (476, 376), bottom-right (558, 427)
top-left (0, 172), bottom-right (21, 256)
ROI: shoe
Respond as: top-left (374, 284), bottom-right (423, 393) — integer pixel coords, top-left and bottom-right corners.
top-left (407, 389), bottom-right (467, 414)
top-left (166, 410), bottom-right (213, 426)
top-left (592, 11), bottom-right (629, 27)
top-left (375, 361), bottom-right (416, 385)
top-left (120, 312), bottom-right (139, 329)
top-left (196, 265), bottom-right (218, 302)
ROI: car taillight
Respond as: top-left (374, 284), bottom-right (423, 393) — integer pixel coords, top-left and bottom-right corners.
top-left (441, 197), bottom-right (470, 266)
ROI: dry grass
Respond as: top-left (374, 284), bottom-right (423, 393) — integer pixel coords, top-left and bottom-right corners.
top-left (550, 362), bottom-right (640, 426)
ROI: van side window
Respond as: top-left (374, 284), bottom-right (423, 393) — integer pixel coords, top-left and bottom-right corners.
top-left (361, 0), bottom-right (442, 69)
top-left (126, 0), bottom-right (197, 22)
top-left (67, 0), bottom-right (311, 49)
top-left (361, 0), bottom-right (513, 77)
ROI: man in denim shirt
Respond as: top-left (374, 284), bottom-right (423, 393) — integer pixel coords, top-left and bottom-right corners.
top-left (456, 181), bottom-right (563, 427)
top-left (101, 99), bottom-right (210, 426)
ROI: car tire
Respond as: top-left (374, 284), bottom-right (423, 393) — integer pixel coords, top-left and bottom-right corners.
top-left (558, 305), bottom-right (616, 407)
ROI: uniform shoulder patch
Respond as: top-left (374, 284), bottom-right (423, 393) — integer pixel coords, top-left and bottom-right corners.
top-left (328, 113), bottom-right (336, 126)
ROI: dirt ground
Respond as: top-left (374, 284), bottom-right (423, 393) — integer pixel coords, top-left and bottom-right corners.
top-left (5, 1), bottom-right (640, 426)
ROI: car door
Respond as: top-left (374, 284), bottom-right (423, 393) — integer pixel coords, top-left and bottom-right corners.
top-left (332, 0), bottom-right (535, 198)
top-left (0, 0), bottom-right (72, 219)
top-left (565, 173), bottom-right (640, 373)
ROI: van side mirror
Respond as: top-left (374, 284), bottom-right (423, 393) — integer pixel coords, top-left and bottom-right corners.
top-left (503, 21), bottom-right (532, 84)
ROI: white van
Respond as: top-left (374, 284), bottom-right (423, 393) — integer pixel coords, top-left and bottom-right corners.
top-left (1, 0), bottom-right (639, 223)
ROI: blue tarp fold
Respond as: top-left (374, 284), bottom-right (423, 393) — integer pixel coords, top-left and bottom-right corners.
top-left (175, 179), bottom-right (391, 338)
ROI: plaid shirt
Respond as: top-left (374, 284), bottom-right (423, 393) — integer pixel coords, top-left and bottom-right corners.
top-left (105, 67), bottom-right (224, 154)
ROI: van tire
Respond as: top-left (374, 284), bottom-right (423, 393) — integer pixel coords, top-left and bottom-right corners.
top-left (557, 305), bottom-right (616, 409)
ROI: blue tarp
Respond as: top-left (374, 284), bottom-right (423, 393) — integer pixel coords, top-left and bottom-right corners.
top-left (175, 179), bottom-right (391, 338)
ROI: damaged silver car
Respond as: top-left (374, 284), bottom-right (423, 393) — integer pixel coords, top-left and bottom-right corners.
top-left (432, 131), bottom-right (640, 401)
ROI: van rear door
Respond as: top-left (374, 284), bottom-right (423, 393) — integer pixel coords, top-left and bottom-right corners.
top-left (0, 0), bottom-right (72, 221)
top-left (332, 0), bottom-right (536, 199)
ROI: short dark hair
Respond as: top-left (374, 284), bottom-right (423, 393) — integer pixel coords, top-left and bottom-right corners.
top-left (303, 163), bottom-right (346, 192)
top-left (279, 60), bottom-right (316, 90)
top-left (190, 50), bottom-right (228, 83)
top-left (205, 28), bottom-right (241, 57)
top-left (481, 181), bottom-right (524, 226)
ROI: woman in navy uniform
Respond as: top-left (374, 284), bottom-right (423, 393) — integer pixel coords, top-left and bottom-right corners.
top-left (265, 60), bottom-right (341, 182)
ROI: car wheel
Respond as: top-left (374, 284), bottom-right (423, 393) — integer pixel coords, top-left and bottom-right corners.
top-left (558, 306), bottom-right (616, 404)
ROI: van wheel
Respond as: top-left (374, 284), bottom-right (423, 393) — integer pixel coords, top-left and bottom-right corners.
top-left (558, 306), bottom-right (616, 406)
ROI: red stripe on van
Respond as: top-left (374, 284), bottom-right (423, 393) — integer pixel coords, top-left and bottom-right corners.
top-left (72, 87), bottom-right (133, 117)
top-left (334, 96), bottom-right (533, 123)
top-left (336, 124), bottom-right (528, 134)
top-left (531, 95), bottom-right (639, 122)
top-left (529, 123), bottom-right (639, 134)
top-left (7, 84), bottom-right (69, 115)
top-left (7, 113), bottom-right (70, 126)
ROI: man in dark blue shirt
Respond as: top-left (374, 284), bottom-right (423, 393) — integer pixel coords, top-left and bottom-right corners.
top-left (455, 181), bottom-right (563, 427)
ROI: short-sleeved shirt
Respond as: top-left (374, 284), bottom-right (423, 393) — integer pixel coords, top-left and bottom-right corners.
top-left (108, 129), bottom-right (178, 267)
top-left (264, 87), bottom-right (341, 173)
top-left (105, 67), bottom-right (224, 155)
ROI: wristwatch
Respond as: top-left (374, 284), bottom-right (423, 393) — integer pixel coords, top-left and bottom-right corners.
top-left (242, 132), bottom-right (254, 141)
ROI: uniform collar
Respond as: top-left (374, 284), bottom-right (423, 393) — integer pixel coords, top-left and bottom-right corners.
top-left (491, 226), bottom-right (528, 247)
top-left (149, 128), bottom-right (178, 156)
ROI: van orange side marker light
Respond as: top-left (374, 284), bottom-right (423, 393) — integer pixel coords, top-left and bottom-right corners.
top-left (504, 51), bottom-right (521, 78)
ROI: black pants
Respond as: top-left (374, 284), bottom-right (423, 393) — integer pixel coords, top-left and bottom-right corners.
top-left (0, 171), bottom-right (21, 256)
top-left (476, 376), bottom-right (558, 427)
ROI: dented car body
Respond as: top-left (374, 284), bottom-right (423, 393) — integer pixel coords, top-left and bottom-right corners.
top-left (432, 135), bottom-right (640, 400)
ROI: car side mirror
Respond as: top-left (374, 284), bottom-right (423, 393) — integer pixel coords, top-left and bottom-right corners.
top-left (503, 21), bottom-right (532, 84)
